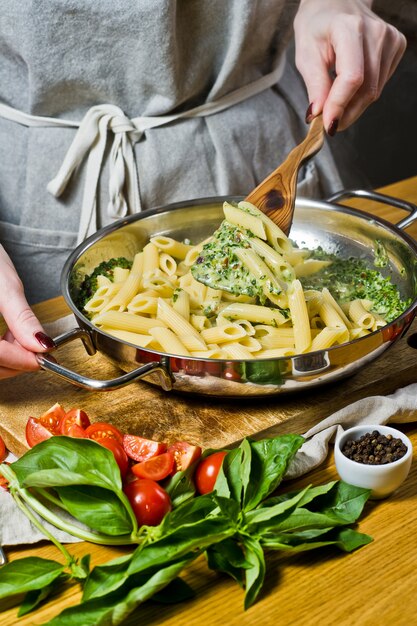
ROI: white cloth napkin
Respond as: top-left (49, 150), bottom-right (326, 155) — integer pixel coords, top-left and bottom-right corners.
top-left (1, 381), bottom-right (416, 546)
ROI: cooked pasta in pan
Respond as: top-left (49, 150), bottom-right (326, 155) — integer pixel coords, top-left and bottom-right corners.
top-left (79, 200), bottom-right (411, 360)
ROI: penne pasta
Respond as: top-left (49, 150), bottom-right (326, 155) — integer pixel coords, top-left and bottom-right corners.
top-left (80, 200), bottom-right (398, 361)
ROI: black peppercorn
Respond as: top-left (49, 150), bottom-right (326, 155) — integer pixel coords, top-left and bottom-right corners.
top-left (341, 430), bottom-right (408, 465)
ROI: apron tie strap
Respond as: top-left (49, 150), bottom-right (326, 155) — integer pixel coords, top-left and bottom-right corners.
top-left (47, 104), bottom-right (143, 242)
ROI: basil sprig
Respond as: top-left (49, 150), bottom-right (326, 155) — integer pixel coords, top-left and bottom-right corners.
top-left (0, 433), bottom-right (372, 624)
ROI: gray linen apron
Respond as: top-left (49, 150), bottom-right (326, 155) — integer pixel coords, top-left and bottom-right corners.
top-left (0, 0), bottom-right (342, 303)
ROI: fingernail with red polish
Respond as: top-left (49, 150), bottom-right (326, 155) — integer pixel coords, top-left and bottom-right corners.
top-left (35, 332), bottom-right (56, 350)
top-left (327, 118), bottom-right (339, 137)
top-left (305, 103), bottom-right (314, 124)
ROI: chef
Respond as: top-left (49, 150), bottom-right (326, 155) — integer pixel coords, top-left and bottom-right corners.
top-left (0, 0), bottom-right (406, 380)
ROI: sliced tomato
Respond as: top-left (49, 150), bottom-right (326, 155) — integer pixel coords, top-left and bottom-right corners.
top-left (96, 438), bottom-right (129, 478)
top-left (123, 434), bottom-right (167, 463)
top-left (168, 441), bottom-right (202, 474)
top-left (131, 451), bottom-right (175, 481)
top-left (38, 402), bottom-right (66, 435)
top-left (0, 435), bottom-right (6, 463)
top-left (85, 422), bottom-right (123, 444)
top-left (59, 408), bottom-right (91, 436)
top-left (26, 417), bottom-right (55, 448)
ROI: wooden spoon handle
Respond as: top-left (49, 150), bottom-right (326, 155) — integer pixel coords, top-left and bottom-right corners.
top-left (245, 114), bottom-right (324, 233)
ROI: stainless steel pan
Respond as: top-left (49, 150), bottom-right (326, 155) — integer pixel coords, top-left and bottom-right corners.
top-left (37, 191), bottom-right (417, 397)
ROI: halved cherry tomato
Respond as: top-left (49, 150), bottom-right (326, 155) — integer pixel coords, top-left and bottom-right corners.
top-left (26, 417), bottom-right (55, 448)
top-left (168, 441), bottom-right (202, 474)
top-left (85, 422), bottom-right (123, 444)
top-left (59, 408), bottom-right (91, 436)
top-left (65, 423), bottom-right (87, 438)
top-left (123, 478), bottom-right (171, 526)
top-left (123, 434), bottom-right (167, 463)
top-left (95, 437), bottom-right (129, 478)
top-left (0, 436), bottom-right (6, 462)
top-left (131, 451), bottom-right (175, 481)
top-left (38, 403), bottom-right (66, 435)
top-left (194, 451), bottom-right (228, 495)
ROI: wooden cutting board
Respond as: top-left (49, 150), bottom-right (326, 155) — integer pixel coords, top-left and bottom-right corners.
top-left (2, 314), bottom-right (417, 458)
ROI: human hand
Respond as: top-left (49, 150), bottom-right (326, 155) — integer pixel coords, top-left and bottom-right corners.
top-left (293, 0), bottom-right (407, 134)
top-left (0, 245), bottom-right (55, 379)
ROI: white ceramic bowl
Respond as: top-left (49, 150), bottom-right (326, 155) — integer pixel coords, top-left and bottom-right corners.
top-left (334, 424), bottom-right (413, 499)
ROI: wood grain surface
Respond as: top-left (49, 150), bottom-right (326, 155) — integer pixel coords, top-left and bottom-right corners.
top-left (2, 176), bottom-right (417, 626)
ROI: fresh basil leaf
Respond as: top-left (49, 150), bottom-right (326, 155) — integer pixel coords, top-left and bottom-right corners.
top-left (45, 558), bottom-right (194, 626)
top-left (215, 440), bottom-right (252, 505)
top-left (206, 538), bottom-right (251, 586)
top-left (333, 528), bottom-right (373, 552)
top-left (158, 492), bottom-right (220, 532)
top-left (244, 486), bottom-right (311, 531)
top-left (128, 515), bottom-right (234, 577)
top-left (263, 481), bottom-right (337, 509)
top-left (241, 536), bottom-right (266, 610)
top-left (12, 437), bottom-right (122, 493)
top-left (83, 553), bottom-right (133, 601)
top-left (212, 447), bottom-right (240, 500)
top-left (314, 481), bottom-right (371, 523)
top-left (0, 557), bottom-right (65, 600)
top-left (71, 553), bottom-right (91, 581)
top-left (163, 465), bottom-right (196, 508)
top-left (261, 527), bottom-right (373, 553)
top-left (243, 435), bottom-right (305, 511)
top-left (56, 485), bottom-right (133, 536)
top-left (17, 573), bottom-right (69, 616)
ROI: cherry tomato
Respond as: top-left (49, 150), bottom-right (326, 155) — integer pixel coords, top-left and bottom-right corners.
top-left (0, 436), bottom-right (6, 462)
top-left (194, 451), bottom-right (228, 495)
top-left (95, 437), bottom-right (129, 478)
top-left (123, 434), bottom-right (167, 463)
top-left (168, 441), bottom-right (202, 474)
top-left (85, 422), bottom-right (123, 444)
top-left (123, 478), bottom-right (171, 526)
top-left (26, 417), bottom-right (55, 447)
top-left (59, 408), bottom-right (91, 436)
top-left (38, 403), bottom-right (66, 435)
top-left (131, 451), bottom-right (175, 481)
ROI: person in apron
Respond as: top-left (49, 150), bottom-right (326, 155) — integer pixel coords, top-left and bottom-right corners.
top-left (0, 0), bottom-right (406, 379)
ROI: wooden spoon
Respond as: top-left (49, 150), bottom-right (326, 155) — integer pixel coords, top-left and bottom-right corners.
top-left (245, 114), bottom-right (324, 234)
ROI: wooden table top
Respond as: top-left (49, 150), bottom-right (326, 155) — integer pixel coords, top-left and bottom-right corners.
top-left (2, 176), bottom-right (417, 626)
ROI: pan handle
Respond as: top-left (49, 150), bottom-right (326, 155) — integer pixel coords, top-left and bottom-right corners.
top-left (35, 327), bottom-right (173, 392)
top-left (327, 189), bottom-right (417, 230)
